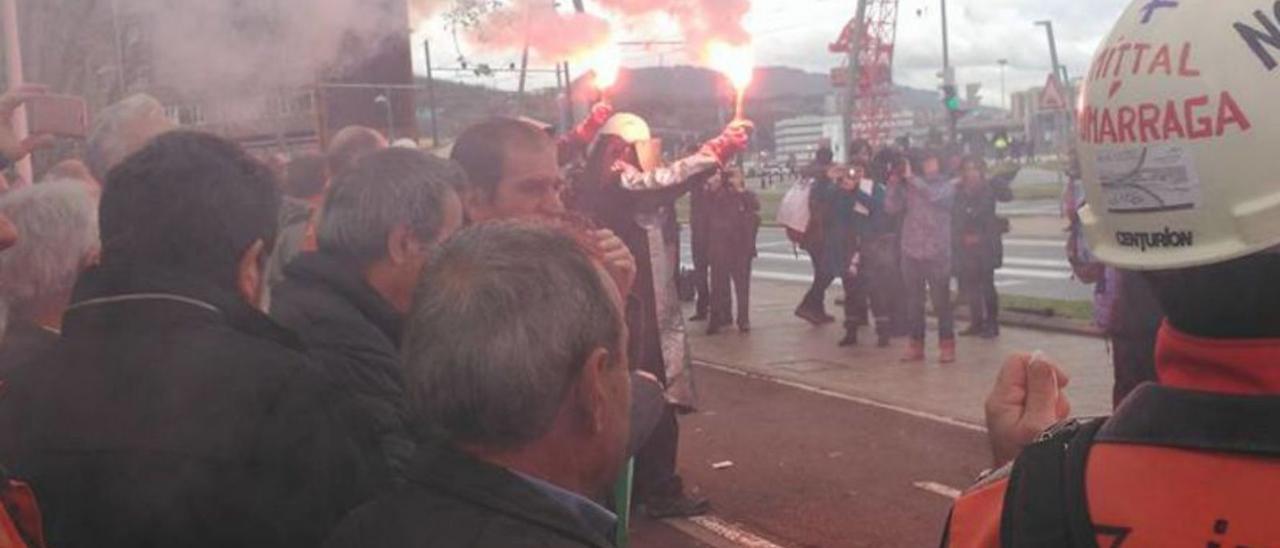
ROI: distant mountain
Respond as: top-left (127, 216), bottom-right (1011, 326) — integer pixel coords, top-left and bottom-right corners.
top-left (616, 65), bottom-right (949, 113)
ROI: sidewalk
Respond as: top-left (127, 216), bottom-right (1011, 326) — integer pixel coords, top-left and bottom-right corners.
top-left (684, 279), bottom-right (1114, 427)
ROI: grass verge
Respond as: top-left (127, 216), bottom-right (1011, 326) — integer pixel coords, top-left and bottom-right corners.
top-left (1000, 294), bottom-right (1093, 322)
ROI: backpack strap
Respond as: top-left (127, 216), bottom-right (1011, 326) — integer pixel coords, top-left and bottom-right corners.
top-left (999, 418), bottom-right (1106, 548)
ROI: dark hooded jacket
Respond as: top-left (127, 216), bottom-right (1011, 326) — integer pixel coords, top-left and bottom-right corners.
top-left (271, 251), bottom-right (414, 480)
top-left (0, 264), bottom-right (371, 548)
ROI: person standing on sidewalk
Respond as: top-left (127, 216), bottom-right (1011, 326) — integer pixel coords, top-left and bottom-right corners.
top-left (953, 157), bottom-right (1015, 339)
top-left (887, 149), bottom-right (957, 363)
top-left (706, 169), bottom-right (760, 335)
top-left (845, 166), bottom-right (894, 348)
top-left (687, 167), bottom-right (713, 322)
top-left (794, 147), bottom-right (837, 325)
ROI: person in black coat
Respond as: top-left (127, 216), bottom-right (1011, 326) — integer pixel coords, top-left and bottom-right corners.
top-left (325, 222), bottom-right (632, 548)
top-left (0, 132), bottom-right (372, 548)
top-left (952, 157), bottom-right (1015, 338)
top-left (271, 148), bottom-right (465, 480)
top-left (706, 169), bottom-right (760, 334)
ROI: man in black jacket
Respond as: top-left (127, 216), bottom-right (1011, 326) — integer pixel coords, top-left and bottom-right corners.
top-left (325, 221), bottom-right (631, 548)
top-left (272, 147), bottom-right (465, 478)
top-left (0, 131), bottom-right (370, 548)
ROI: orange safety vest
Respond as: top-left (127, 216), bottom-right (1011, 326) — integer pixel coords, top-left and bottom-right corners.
top-left (946, 325), bottom-right (1280, 547)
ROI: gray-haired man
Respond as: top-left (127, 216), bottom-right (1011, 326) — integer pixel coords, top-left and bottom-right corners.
top-left (271, 147), bottom-right (464, 481)
top-left (0, 179), bottom-right (99, 379)
top-left (325, 221), bottom-right (631, 548)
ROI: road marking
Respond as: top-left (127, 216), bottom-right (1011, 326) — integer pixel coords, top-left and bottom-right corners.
top-left (995, 280), bottom-right (1026, 288)
top-left (753, 270), bottom-right (814, 283)
top-left (1004, 238), bottom-right (1065, 248)
top-left (758, 241), bottom-right (795, 249)
top-left (695, 361), bottom-right (987, 433)
top-left (1003, 257), bottom-right (1072, 269)
top-left (995, 267), bottom-right (1072, 280)
top-left (913, 481), bottom-right (963, 500)
top-left (664, 515), bottom-right (788, 548)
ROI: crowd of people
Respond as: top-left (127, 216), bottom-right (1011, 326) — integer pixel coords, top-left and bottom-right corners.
top-left (0, 79), bottom-right (752, 547)
top-left (777, 140), bottom-right (1017, 362)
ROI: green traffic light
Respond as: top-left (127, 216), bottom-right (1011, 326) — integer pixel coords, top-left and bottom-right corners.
top-left (945, 96), bottom-right (962, 111)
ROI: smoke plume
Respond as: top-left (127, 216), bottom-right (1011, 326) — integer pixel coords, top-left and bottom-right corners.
top-left (467, 0), bottom-right (614, 62)
top-left (595, 0), bottom-right (753, 54)
top-left (116, 0), bottom-right (447, 98)
top-left (466, 0), bottom-right (752, 65)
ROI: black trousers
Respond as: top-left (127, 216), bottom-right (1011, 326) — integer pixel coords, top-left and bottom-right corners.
top-left (959, 268), bottom-right (999, 328)
top-left (902, 256), bottom-right (955, 341)
top-left (634, 403), bottom-right (683, 501)
top-left (709, 251), bottom-right (752, 327)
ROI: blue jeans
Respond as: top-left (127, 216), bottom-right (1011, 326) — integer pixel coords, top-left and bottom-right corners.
top-left (902, 255), bottom-right (954, 341)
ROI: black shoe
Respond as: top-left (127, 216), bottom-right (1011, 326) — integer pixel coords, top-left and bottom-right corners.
top-left (959, 324), bottom-right (984, 337)
top-left (980, 325), bottom-right (1000, 339)
top-left (838, 331), bottom-right (858, 347)
top-left (689, 313), bottom-right (708, 322)
top-left (738, 322), bottom-right (751, 333)
top-left (643, 493), bottom-right (711, 519)
top-left (877, 334), bottom-right (891, 348)
top-left (794, 307), bottom-right (826, 326)
top-left (818, 313), bottom-right (836, 324)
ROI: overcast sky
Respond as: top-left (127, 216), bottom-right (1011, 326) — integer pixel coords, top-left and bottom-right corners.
top-left (413, 0), bottom-right (1129, 108)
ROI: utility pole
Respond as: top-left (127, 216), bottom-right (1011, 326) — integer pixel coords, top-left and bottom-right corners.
top-left (940, 0), bottom-right (957, 145)
top-left (997, 58), bottom-right (1008, 111)
top-left (845, 0), bottom-right (870, 160)
top-left (1035, 20), bottom-right (1074, 152)
top-left (423, 40), bottom-right (440, 146)
top-left (2, 0), bottom-right (31, 185)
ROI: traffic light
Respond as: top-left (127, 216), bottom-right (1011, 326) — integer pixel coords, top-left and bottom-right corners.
top-left (942, 85), bottom-right (962, 112)
top-left (942, 84), bottom-right (967, 121)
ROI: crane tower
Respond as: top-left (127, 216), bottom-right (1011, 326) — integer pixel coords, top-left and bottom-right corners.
top-left (830, 0), bottom-right (901, 146)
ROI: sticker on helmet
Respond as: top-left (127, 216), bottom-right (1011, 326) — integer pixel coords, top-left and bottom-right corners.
top-left (1233, 3), bottom-right (1280, 70)
top-left (1097, 143), bottom-right (1200, 214)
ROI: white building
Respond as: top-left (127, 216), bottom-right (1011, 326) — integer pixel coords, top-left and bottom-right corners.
top-left (774, 115), bottom-right (847, 164)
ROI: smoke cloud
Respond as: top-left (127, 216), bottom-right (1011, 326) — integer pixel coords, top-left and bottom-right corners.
top-left (469, 0), bottom-right (613, 61)
top-left (466, 0), bottom-right (753, 65)
top-left (595, 0), bottom-right (753, 54)
top-left (117, 0), bottom-right (446, 98)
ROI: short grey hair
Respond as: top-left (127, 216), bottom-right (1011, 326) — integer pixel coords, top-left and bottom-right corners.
top-left (403, 221), bottom-right (623, 449)
top-left (316, 147), bottom-right (463, 266)
top-left (86, 94), bottom-right (177, 180)
top-left (0, 180), bottom-right (100, 338)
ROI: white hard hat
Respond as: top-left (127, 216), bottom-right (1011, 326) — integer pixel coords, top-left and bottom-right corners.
top-left (597, 113), bottom-right (652, 144)
top-left (1077, 0), bottom-right (1279, 270)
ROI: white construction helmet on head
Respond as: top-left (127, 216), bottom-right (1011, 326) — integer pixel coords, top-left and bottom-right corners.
top-left (597, 112), bottom-right (652, 144)
top-left (597, 112), bottom-right (663, 171)
top-left (1077, 0), bottom-right (1280, 270)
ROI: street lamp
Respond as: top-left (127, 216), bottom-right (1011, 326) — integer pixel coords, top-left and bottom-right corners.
top-left (374, 92), bottom-right (394, 141)
top-left (997, 59), bottom-right (1008, 112)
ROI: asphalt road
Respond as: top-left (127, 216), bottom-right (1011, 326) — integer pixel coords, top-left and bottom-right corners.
top-left (633, 365), bottom-right (990, 548)
top-left (684, 225), bottom-right (1091, 303)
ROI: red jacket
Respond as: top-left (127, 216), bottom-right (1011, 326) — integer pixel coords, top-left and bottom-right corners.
top-left (947, 323), bottom-right (1280, 547)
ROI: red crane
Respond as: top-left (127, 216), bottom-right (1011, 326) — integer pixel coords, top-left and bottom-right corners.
top-left (830, 0), bottom-right (901, 146)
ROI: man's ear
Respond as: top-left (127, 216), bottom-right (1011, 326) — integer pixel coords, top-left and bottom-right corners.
top-left (574, 347), bottom-right (613, 435)
top-left (237, 239), bottom-right (267, 308)
top-left (463, 187), bottom-right (495, 223)
top-left (386, 224), bottom-right (429, 266)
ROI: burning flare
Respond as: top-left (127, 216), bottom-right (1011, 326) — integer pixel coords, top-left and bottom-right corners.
top-left (706, 41), bottom-right (755, 91)
top-left (590, 44), bottom-right (623, 91)
top-left (705, 41), bottom-right (755, 119)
